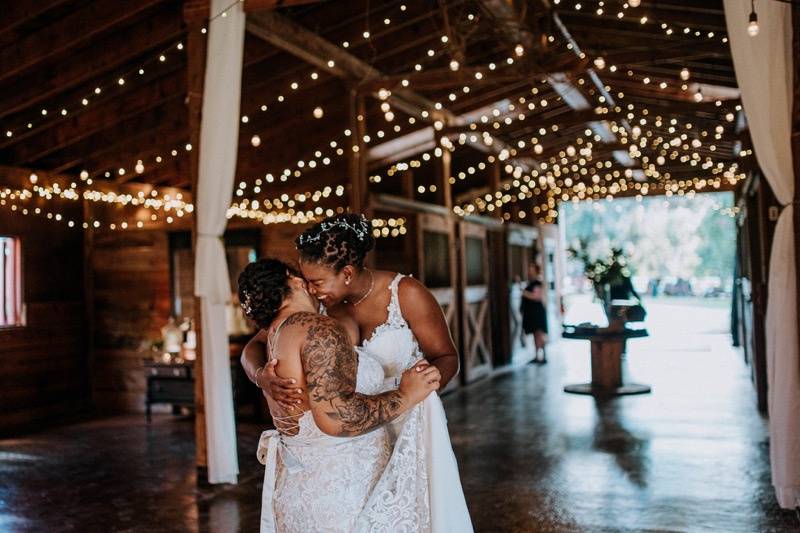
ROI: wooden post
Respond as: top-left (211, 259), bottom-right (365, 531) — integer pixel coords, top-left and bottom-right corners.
top-left (434, 142), bottom-right (462, 386)
top-left (489, 157), bottom-right (503, 220)
top-left (400, 169), bottom-right (415, 201)
top-left (434, 145), bottom-right (453, 210)
top-left (82, 200), bottom-right (95, 404)
top-left (348, 89), bottom-right (367, 214)
top-left (185, 7), bottom-right (208, 473)
top-left (400, 169), bottom-right (417, 268)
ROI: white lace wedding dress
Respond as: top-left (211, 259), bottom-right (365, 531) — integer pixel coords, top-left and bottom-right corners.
top-left (257, 274), bottom-right (472, 532)
top-left (355, 273), bottom-right (473, 533)
top-left (257, 348), bottom-right (391, 533)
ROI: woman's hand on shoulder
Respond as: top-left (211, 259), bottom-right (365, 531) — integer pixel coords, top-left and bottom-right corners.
top-left (258, 359), bottom-right (304, 409)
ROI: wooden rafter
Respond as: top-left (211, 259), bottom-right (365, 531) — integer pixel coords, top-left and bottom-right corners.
top-left (0, 4), bottom-right (184, 121)
top-left (34, 99), bottom-right (187, 173)
top-left (5, 77), bottom-right (184, 165)
top-left (246, 9), bottom-right (522, 166)
top-left (442, 108), bottom-right (620, 136)
top-left (244, 0), bottom-right (326, 11)
top-left (0, 164), bottom-right (190, 200)
top-left (356, 61), bottom-right (587, 93)
top-left (0, 0), bottom-right (73, 39)
top-left (0, 0), bottom-right (165, 85)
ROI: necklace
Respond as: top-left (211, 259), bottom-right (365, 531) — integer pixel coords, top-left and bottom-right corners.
top-left (349, 269), bottom-right (375, 307)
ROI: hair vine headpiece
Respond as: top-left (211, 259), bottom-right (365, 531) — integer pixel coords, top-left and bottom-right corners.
top-left (297, 215), bottom-right (369, 247)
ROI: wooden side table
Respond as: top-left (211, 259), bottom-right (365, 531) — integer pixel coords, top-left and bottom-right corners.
top-left (143, 361), bottom-right (195, 421)
top-left (562, 325), bottom-right (651, 396)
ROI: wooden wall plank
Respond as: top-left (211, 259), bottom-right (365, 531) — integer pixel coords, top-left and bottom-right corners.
top-left (0, 202), bottom-right (88, 436)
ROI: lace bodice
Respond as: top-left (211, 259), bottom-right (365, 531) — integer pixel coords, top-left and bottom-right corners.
top-left (258, 348), bottom-right (390, 533)
top-left (361, 274), bottom-right (421, 380)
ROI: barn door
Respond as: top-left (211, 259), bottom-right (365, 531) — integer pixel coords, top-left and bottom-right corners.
top-left (417, 213), bottom-right (460, 391)
top-left (458, 221), bottom-right (492, 382)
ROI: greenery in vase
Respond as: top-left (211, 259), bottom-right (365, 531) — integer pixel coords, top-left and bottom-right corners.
top-left (568, 240), bottom-right (633, 301)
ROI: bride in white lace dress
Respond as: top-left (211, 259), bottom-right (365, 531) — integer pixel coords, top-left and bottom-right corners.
top-left (250, 214), bottom-right (474, 532)
top-left (238, 258), bottom-right (440, 533)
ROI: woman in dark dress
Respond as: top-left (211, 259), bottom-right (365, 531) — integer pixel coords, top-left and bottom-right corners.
top-left (521, 263), bottom-right (548, 364)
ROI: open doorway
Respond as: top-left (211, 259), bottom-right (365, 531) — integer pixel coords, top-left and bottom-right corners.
top-left (560, 192), bottom-right (736, 344)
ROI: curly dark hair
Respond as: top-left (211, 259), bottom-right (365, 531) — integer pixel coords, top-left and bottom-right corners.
top-left (295, 213), bottom-right (375, 271)
top-left (237, 258), bottom-right (300, 330)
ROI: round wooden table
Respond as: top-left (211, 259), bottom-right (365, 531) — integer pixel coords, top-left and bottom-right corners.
top-left (562, 324), bottom-right (651, 396)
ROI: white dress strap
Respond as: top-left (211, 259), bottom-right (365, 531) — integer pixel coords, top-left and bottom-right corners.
top-left (387, 273), bottom-right (406, 326)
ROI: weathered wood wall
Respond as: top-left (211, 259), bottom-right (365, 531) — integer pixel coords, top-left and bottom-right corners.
top-left (0, 205), bottom-right (88, 435)
top-left (91, 230), bottom-right (171, 413)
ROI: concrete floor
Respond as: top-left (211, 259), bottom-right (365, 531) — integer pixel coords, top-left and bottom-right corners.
top-left (1, 297), bottom-right (797, 532)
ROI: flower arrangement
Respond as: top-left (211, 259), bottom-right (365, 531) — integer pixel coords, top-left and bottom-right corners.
top-left (568, 240), bottom-right (633, 302)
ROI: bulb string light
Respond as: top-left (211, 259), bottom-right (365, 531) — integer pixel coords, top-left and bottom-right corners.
top-left (2, 0), bottom-right (244, 141)
top-left (552, 0), bottom-right (729, 44)
top-left (2, 40), bottom-right (186, 141)
top-left (3, 182), bottom-right (406, 234)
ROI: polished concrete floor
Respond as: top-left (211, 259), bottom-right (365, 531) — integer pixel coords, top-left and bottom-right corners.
top-left (1, 297), bottom-right (798, 532)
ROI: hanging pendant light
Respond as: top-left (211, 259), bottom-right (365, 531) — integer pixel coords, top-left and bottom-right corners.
top-left (748, 0), bottom-right (759, 37)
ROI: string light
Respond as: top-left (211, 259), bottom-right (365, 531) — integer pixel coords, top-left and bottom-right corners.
top-left (1, 41), bottom-right (185, 139)
top-left (748, 1), bottom-right (759, 37)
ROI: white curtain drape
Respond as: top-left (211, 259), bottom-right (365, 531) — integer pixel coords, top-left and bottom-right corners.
top-left (724, 0), bottom-right (798, 509)
top-left (193, 0), bottom-right (246, 485)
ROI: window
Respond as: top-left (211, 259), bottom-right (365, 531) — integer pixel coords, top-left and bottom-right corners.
top-left (465, 236), bottom-right (485, 286)
top-left (422, 231), bottom-right (451, 288)
top-left (0, 236), bottom-right (23, 327)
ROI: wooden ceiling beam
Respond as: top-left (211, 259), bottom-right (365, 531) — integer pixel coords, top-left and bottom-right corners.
top-left (0, 4), bottom-right (184, 120)
top-left (5, 75), bottom-right (184, 165)
top-left (141, 158), bottom-right (191, 187)
top-left (591, 42), bottom-right (727, 68)
top-left (32, 99), bottom-right (187, 172)
top-left (0, 0), bottom-right (166, 85)
top-left (0, 164), bottom-right (191, 199)
top-left (244, 0), bottom-right (326, 12)
top-left (567, 25), bottom-right (728, 54)
top-left (61, 123), bottom-right (189, 177)
top-left (0, 61), bottom-right (185, 151)
top-left (245, 10), bottom-right (435, 118)
top-left (442, 108), bottom-right (620, 136)
top-left (478, 0), bottom-right (627, 176)
top-left (356, 61), bottom-right (587, 93)
top-left (0, 0), bottom-right (73, 39)
top-left (246, 9), bottom-right (519, 163)
top-left (558, 9), bottom-right (728, 34)
top-left (235, 120), bottom-right (350, 179)
top-left (607, 84), bottom-right (741, 114)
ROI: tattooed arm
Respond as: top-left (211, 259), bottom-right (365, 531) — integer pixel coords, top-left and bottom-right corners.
top-left (293, 312), bottom-right (438, 437)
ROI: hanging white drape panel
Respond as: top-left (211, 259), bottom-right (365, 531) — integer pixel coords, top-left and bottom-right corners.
top-left (193, 0), bottom-right (246, 485)
top-left (724, 0), bottom-right (798, 509)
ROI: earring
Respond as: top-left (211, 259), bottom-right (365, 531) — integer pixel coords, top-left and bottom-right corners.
top-left (345, 278), bottom-right (351, 285)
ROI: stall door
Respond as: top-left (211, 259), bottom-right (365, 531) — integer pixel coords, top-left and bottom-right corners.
top-left (418, 213), bottom-right (460, 391)
top-left (458, 222), bottom-right (492, 382)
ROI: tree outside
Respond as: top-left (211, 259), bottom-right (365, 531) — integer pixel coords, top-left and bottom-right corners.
top-left (560, 192), bottom-right (736, 298)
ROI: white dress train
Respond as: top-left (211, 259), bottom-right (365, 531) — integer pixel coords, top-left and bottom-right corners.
top-left (356, 274), bottom-right (473, 533)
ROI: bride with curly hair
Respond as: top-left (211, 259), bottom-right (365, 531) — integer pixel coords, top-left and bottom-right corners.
top-left (243, 213), bottom-right (473, 532)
